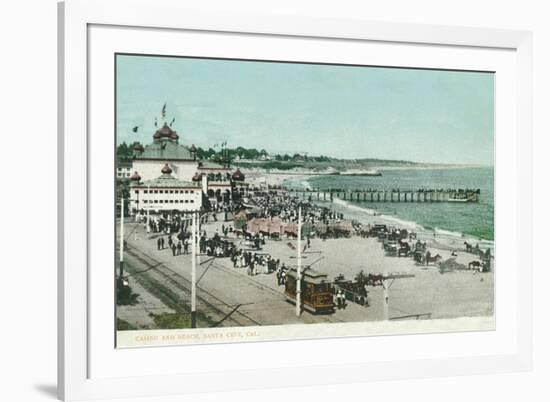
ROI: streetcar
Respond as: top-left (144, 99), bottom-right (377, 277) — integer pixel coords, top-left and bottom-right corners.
top-left (284, 267), bottom-right (335, 314)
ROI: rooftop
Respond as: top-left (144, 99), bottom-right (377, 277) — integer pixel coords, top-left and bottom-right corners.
top-left (286, 267), bottom-right (330, 284)
top-left (136, 141), bottom-right (195, 161)
top-left (133, 164), bottom-right (200, 188)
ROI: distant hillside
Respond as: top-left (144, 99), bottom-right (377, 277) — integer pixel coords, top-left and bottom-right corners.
top-left (117, 142), bottom-right (468, 170)
top-left (232, 158), bottom-right (445, 172)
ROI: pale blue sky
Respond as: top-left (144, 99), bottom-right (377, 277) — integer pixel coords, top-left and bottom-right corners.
top-left (116, 54), bottom-right (494, 165)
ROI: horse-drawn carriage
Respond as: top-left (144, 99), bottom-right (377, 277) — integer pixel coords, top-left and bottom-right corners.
top-left (468, 259), bottom-right (491, 272)
top-left (397, 241), bottom-right (411, 257)
top-left (383, 240), bottom-right (399, 256)
top-left (334, 272), bottom-right (370, 306)
top-left (368, 224), bottom-right (387, 238)
top-left (285, 268), bottom-right (335, 314)
top-left (383, 239), bottom-right (411, 257)
top-left (413, 249), bottom-right (424, 264)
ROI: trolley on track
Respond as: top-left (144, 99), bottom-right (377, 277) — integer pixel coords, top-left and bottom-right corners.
top-left (284, 267), bottom-right (335, 314)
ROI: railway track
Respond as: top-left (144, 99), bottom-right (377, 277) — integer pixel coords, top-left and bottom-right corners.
top-left (200, 259), bottom-right (346, 324)
top-left (122, 239), bottom-right (347, 326)
top-left (123, 244), bottom-right (262, 327)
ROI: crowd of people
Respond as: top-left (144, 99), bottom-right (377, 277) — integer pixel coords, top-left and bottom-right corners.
top-left (135, 212), bottom-right (193, 235)
top-left (251, 194), bottom-right (345, 227)
top-left (148, 214), bottom-right (288, 279)
top-left (230, 250), bottom-right (281, 276)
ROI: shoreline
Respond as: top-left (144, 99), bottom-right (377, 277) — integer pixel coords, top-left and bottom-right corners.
top-left (236, 163), bottom-right (494, 176)
top-left (239, 164), bottom-right (490, 177)
top-left (244, 170), bottom-right (494, 249)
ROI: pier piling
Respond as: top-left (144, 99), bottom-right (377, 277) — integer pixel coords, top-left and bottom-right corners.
top-left (286, 188), bottom-right (480, 204)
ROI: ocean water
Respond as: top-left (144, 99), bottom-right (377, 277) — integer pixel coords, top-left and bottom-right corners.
top-left (285, 167), bottom-right (494, 244)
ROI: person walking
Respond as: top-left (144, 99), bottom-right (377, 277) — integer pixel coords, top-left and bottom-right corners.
top-left (251, 260), bottom-right (256, 276)
top-left (157, 237), bottom-right (161, 250)
top-left (341, 290), bottom-right (346, 309)
top-left (171, 243), bottom-right (176, 256)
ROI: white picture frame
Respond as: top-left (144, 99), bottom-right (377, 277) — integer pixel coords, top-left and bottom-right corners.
top-left (58, 0), bottom-right (533, 400)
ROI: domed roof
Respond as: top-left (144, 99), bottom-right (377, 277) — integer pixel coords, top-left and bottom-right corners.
top-left (232, 169), bottom-right (245, 181)
top-left (190, 144), bottom-right (197, 152)
top-left (161, 163), bottom-right (173, 175)
top-left (132, 143), bottom-right (144, 151)
top-left (130, 171), bottom-right (141, 181)
top-left (154, 123), bottom-right (178, 140)
top-left (192, 172), bottom-right (202, 182)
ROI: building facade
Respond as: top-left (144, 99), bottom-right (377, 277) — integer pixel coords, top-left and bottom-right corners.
top-left (116, 160), bottom-right (132, 179)
top-left (131, 123), bottom-right (199, 182)
top-left (124, 120), bottom-right (247, 205)
top-left (129, 164), bottom-right (202, 213)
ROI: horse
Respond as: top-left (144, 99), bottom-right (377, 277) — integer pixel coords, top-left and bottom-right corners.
top-left (425, 252), bottom-right (442, 265)
top-left (284, 231), bottom-right (297, 239)
top-left (367, 273), bottom-right (384, 287)
top-left (464, 241), bottom-right (473, 253)
top-left (468, 260), bottom-right (483, 272)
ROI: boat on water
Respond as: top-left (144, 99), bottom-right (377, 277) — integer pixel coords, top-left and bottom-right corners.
top-left (448, 195), bottom-right (478, 203)
top-left (339, 169), bottom-right (382, 177)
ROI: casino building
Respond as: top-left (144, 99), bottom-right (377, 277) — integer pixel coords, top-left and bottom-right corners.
top-left (131, 122), bottom-right (203, 182)
top-left (123, 120), bottom-right (247, 208)
top-left (129, 164), bottom-right (203, 213)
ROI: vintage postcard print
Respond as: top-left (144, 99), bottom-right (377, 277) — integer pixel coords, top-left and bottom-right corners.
top-left (115, 54), bottom-right (494, 348)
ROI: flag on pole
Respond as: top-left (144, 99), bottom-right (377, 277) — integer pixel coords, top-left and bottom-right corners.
top-left (154, 117), bottom-right (158, 127)
top-left (161, 103), bottom-right (167, 119)
top-left (132, 126), bottom-right (139, 133)
top-left (170, 117), bottom-right (175, 126)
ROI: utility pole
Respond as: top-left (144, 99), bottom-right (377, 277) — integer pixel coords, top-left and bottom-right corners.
top-left (191, 211), bottom-right (197, 328)
top-left (146, 185), bottom-right (151, 234)
top-left (296, 205), bottom-right (302, 317)
top-left (197, 213), bottom-right (201, 267)
top-left (119, 196), bottom-right (124, 279)
top-left (382, 278), bottom-right (389, 321)
top-left (381, 273), bottom-right (415, 320)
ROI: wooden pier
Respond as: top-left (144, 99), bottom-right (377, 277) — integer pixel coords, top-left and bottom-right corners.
top-left (285, 188), bottom-right (480, 203)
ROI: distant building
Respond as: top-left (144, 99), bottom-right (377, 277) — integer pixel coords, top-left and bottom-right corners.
top-left (128, 164), bottom-right (202, 213)
top-left (231, 169), bottom-right (249, 199)
top-left (116, 160), bottom-right (132, 179)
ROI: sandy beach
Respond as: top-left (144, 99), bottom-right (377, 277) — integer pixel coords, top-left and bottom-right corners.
top-left (200, 217), bottom-right (494, 321)
top-left (230, 170), bottom-right (493, 320)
